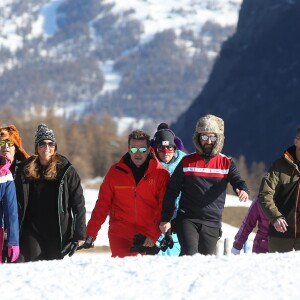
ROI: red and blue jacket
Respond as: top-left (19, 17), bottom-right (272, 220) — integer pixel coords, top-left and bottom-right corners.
top-left (0, 156), bottom-right (19, 246)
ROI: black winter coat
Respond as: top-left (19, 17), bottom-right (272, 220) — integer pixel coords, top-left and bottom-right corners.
top-left (15, 154), bottom-right (86, 250)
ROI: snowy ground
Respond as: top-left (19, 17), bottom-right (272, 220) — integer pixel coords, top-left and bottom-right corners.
top-left (3, 189), bottom-right (298, 300)
top-left (2, 250), bottom-right (300, 299)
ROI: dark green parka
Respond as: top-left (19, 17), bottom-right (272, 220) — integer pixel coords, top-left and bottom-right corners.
top-left (259, 146), bottom-right (300, 238)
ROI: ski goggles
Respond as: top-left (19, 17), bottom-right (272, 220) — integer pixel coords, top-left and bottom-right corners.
top-left (130, 147), bottom-right (147, 154)
top-left (200, 135), bottom-right (217, 142)
top-left (0, 140), bottom-right (15, 147)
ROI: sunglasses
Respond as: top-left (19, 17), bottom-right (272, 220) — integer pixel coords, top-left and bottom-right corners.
top-left (157, 145), bottom-right (175, 151)
top-left (200, 135), bottom-right (217, 142)
top-left (38, 141), bottom-right (56, 148)
top-left (0, 140), bottom-right (15, 147)
top-left (130, 147), bottom-right (147, 154)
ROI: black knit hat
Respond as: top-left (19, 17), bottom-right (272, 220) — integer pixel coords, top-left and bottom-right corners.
top-left (35, 124), bottom-right (56, 148)
top-left (154, 129), bottom-right (176, 147)
top-left (157, 123), bottom-right (169, 130)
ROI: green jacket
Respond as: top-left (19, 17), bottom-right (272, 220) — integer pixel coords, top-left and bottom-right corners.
top-left (258, 145), bottom-right (300, 238)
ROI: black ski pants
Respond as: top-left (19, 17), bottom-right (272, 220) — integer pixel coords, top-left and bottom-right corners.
top-left (19, 227), bottom-right (62, 262)
top-left (176, 218), bottom-right (220, 255)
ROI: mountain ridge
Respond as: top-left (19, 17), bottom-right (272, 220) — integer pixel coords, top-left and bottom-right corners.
top-left (0, 0), bottom-right (241, 124)
top-left (172, 0), bottom-right (300, 167)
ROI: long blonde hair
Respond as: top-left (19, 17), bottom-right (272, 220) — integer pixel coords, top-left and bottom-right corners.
top-left (25, 152), bottom-right (60, 180)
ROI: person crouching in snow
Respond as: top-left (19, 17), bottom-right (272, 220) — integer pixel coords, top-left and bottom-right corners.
top-left (0, 155), bottom-right (19, 263)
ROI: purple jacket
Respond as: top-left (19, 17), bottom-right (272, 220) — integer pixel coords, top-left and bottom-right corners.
top-left (233, 197), bottom-right (269, 253)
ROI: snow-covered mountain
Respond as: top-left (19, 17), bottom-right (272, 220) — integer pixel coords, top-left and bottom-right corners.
top-left (0, 0), bottom-right (242, 125)
top-left (173, 0), bottom-right (300, 167)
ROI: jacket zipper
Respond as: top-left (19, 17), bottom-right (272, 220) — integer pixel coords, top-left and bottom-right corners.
top-left (295, 183), bottom-right (300, 239)
top-left (19, 180), bottom-right (29, 234)
top-left (57, 165), bottom-right (72, 249)
top-left (134, 187), bottom-right (137, 225)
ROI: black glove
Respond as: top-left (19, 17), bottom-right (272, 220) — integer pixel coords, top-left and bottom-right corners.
top-left (130, 234), bottom-right (160, 255)
top-left (159, 232), bottom-right (174, 252)
top-left (77, 236), bottom-right (94, 250)
top-left (2, 237), bottom-right (8, 263)
top-left (171, 219), bottom-right (177, 234)
top-left (61, 240), bottom-right (79, 257)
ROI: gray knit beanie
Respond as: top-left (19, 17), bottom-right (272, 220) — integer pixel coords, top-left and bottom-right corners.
top-left (35, 124), bottom-right (56, 147)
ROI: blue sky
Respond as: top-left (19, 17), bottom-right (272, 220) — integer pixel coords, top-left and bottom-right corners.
top-left (40, 0), bottom-right (63, 36)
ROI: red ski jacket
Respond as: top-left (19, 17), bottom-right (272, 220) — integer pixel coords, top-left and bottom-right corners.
top-left (87, 154), bottom-right (170, 243)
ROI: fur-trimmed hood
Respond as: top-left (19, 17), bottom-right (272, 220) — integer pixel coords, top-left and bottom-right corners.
top-left (192, 114), bottom-right (225, 157)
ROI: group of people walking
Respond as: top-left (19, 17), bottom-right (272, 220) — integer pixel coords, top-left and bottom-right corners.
top-left (1, 113), bottom-right (300, 263)
top-left (86, 114), bottom-right (250, 257)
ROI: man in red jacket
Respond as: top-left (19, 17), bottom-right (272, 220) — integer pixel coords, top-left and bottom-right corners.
top-left (84, 129), bottom-right (170, 257)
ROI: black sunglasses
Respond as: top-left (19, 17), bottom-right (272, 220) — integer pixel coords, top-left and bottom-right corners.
top-left (157, 145), bottom-right (174, 151)
top-left (38, 141), bottom-right (56, 148)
